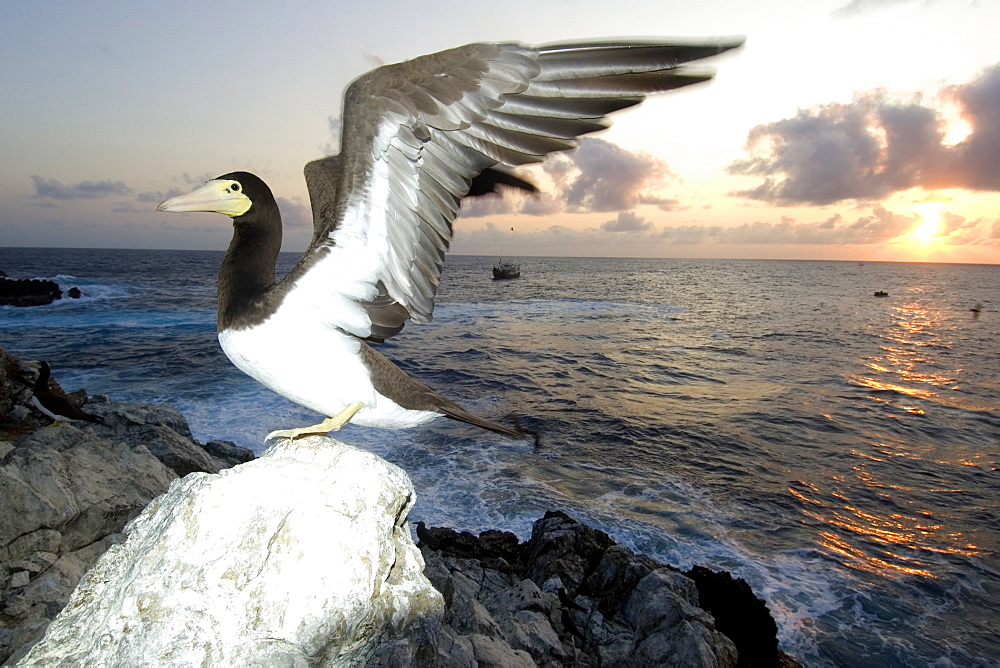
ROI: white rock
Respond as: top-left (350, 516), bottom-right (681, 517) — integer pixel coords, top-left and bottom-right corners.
top-left (20, 436), bottom-right (443, 666)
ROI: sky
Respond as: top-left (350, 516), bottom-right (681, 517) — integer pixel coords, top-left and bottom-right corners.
top-left (2, 0), bottom-right (999, 263)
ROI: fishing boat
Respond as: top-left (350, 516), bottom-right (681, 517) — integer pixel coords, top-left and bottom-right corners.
top-left (492, 259), bottom-right (520, 280)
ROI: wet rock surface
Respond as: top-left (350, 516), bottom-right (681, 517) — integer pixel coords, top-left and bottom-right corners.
top-left (0, 278), bottom-right (62, 308)
top-left (370, 512), bottom-right (799, 667)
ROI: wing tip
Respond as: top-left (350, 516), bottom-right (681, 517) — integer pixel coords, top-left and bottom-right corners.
top-left (537, 35), bottom-right (746, 53)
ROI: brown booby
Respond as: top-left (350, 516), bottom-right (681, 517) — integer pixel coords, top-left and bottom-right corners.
top-left (28, 361), bottom-right (105, 425)
top-left (157, 38), bottom-right (743, 441)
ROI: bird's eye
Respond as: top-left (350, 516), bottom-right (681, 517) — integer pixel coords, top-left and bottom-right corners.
top-left (231, 183), bottom-right (241, 192)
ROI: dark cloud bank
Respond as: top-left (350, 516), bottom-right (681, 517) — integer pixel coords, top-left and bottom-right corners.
top-left (728, 64), bottom-right (1000, 205)
top-left (461, 137), bottom-right (681, 219)
top-left (30, 176), bottom-right (131, 200)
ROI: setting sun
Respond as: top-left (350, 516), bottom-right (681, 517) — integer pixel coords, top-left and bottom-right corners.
top-left (911, 205), bottom-right (941, 242)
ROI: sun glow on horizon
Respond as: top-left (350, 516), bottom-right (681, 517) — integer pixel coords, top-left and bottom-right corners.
top-left (911, 204), bottom-right (942, 243)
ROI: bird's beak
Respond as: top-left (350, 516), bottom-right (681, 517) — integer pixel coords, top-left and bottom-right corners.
top-left (157, 180), bottom-right (251, 217)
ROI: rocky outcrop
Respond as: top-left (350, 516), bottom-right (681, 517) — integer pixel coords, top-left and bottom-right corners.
top-left (0, 348), bottom-right (254, 663)
top-left (371, 513), bottom-right (752, 667)
top-left (686, 565), bottom-right (782, 668)
top-left (20, 436), bottom-right (442, 666)
top-left (0, 279), bottom-right (62, 308)
top-left (12, 434), bottom-right (790, 668)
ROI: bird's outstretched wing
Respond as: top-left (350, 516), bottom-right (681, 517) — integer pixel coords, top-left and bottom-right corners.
top-left (288, 38), bottom-right (743, 342)
top-left (303, 158), bottom-right (536, 341)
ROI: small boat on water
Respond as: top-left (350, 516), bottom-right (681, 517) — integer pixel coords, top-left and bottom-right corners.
top-left (492, 259), bottom-right (520, 280)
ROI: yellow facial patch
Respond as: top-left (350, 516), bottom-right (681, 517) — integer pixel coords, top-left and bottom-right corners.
top-left (157, 180), bottom-right (252, 217)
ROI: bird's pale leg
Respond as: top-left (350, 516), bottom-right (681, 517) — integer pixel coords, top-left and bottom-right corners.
top-left (266, 402), bottom-right (365, 441)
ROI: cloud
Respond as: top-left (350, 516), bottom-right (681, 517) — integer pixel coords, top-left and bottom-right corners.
top-left (462, 137), bottom-right (679, 217)
top-left (943, 64), bottom-right (1000, 191)
top-left (31, 175), bottom-right (132, 200)
top-left (461, 205), bottom-right (998, 254)
top-left (661, 207), bottom-right (1000, 247)
top-left (728, 64), bottom-right (1000, 205)
top-left (832, 0), bottom-right (922, 18)
top-left (939, 211), bottom-right (975, 236)
top-left (276, 197), bottom-right (311, 229)
top-left (660, 207), bottom-right (921, 245)
top-left (183, 172), bottom-right (217, 186)
top-left (559, 138), bottom-right (675, 212)
top-left (707, 207), bottom-right (916, 245)
top-left (601, 211), bottom-right (654, 233)
top-left (936, 212), bottom-right (987, 246)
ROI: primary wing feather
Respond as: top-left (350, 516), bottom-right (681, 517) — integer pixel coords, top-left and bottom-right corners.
top-left (296, 38), bottom-right (742, 340)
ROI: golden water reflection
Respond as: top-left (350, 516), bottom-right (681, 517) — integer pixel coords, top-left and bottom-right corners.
top-left (853, 299), bottom-right (997, 412)
top-left (791, 474), bottom-right (987, 578)
top-left (788, 443), bottom-right (989, 578)
top-left (792, 287), bottom-right (993, 577)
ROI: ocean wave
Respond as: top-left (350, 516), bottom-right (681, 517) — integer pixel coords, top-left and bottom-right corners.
top-left (1, 309), bottom-right (214, 330)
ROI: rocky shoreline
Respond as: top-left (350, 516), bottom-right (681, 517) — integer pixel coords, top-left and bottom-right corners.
top-left (398, 512), bottom-right (798, 667)
top-left (1, 347), bottom-right (798, 665)
top-left (0, 347), bottom-right (254, 662)
top-left (0, 267), bottom-right (90, 308)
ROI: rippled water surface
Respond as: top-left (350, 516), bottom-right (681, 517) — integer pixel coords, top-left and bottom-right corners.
top-left (2, 248), bottom-right (998, 666)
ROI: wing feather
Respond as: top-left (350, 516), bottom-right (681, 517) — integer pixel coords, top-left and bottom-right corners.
top-left (297, 37), bottom-right (743, 337)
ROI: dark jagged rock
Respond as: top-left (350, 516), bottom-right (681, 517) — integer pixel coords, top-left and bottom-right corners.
top-left (202, 439), bottom-right (256, 468)
top-left (686, 565), bottom-right (780, 668)
top-left (66, 287), bottom-right (82, 299)
top-left (374, 510), bottom-right (798, 667)
top-left (415, 521), bottom-right (443, 551)
top-left (0, 278), bottom-right (62, 307)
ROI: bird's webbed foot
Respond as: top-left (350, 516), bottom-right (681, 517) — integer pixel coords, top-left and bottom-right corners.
top-left (265, 402), bottom-right (365, 441)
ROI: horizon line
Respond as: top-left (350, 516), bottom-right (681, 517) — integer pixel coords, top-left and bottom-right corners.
top-left (3, 246), bottom-right (998, 267)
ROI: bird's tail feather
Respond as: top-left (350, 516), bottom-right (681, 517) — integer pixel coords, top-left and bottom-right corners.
top-left (444, 407), bottom-right (539, 445)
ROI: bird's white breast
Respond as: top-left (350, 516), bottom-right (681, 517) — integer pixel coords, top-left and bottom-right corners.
top-left (31, 396), bottom-right (62, 421)
top-left (218, 312), bottom-right (438, 430)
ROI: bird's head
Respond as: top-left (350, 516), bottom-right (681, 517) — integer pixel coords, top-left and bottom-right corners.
top-left (157, 172), bottom-right (272, 218)
top-left (24, 360), bottom-right (51, 384)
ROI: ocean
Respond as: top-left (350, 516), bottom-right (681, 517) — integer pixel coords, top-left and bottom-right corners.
top-left (1, 247), bottom-right (998, 666)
